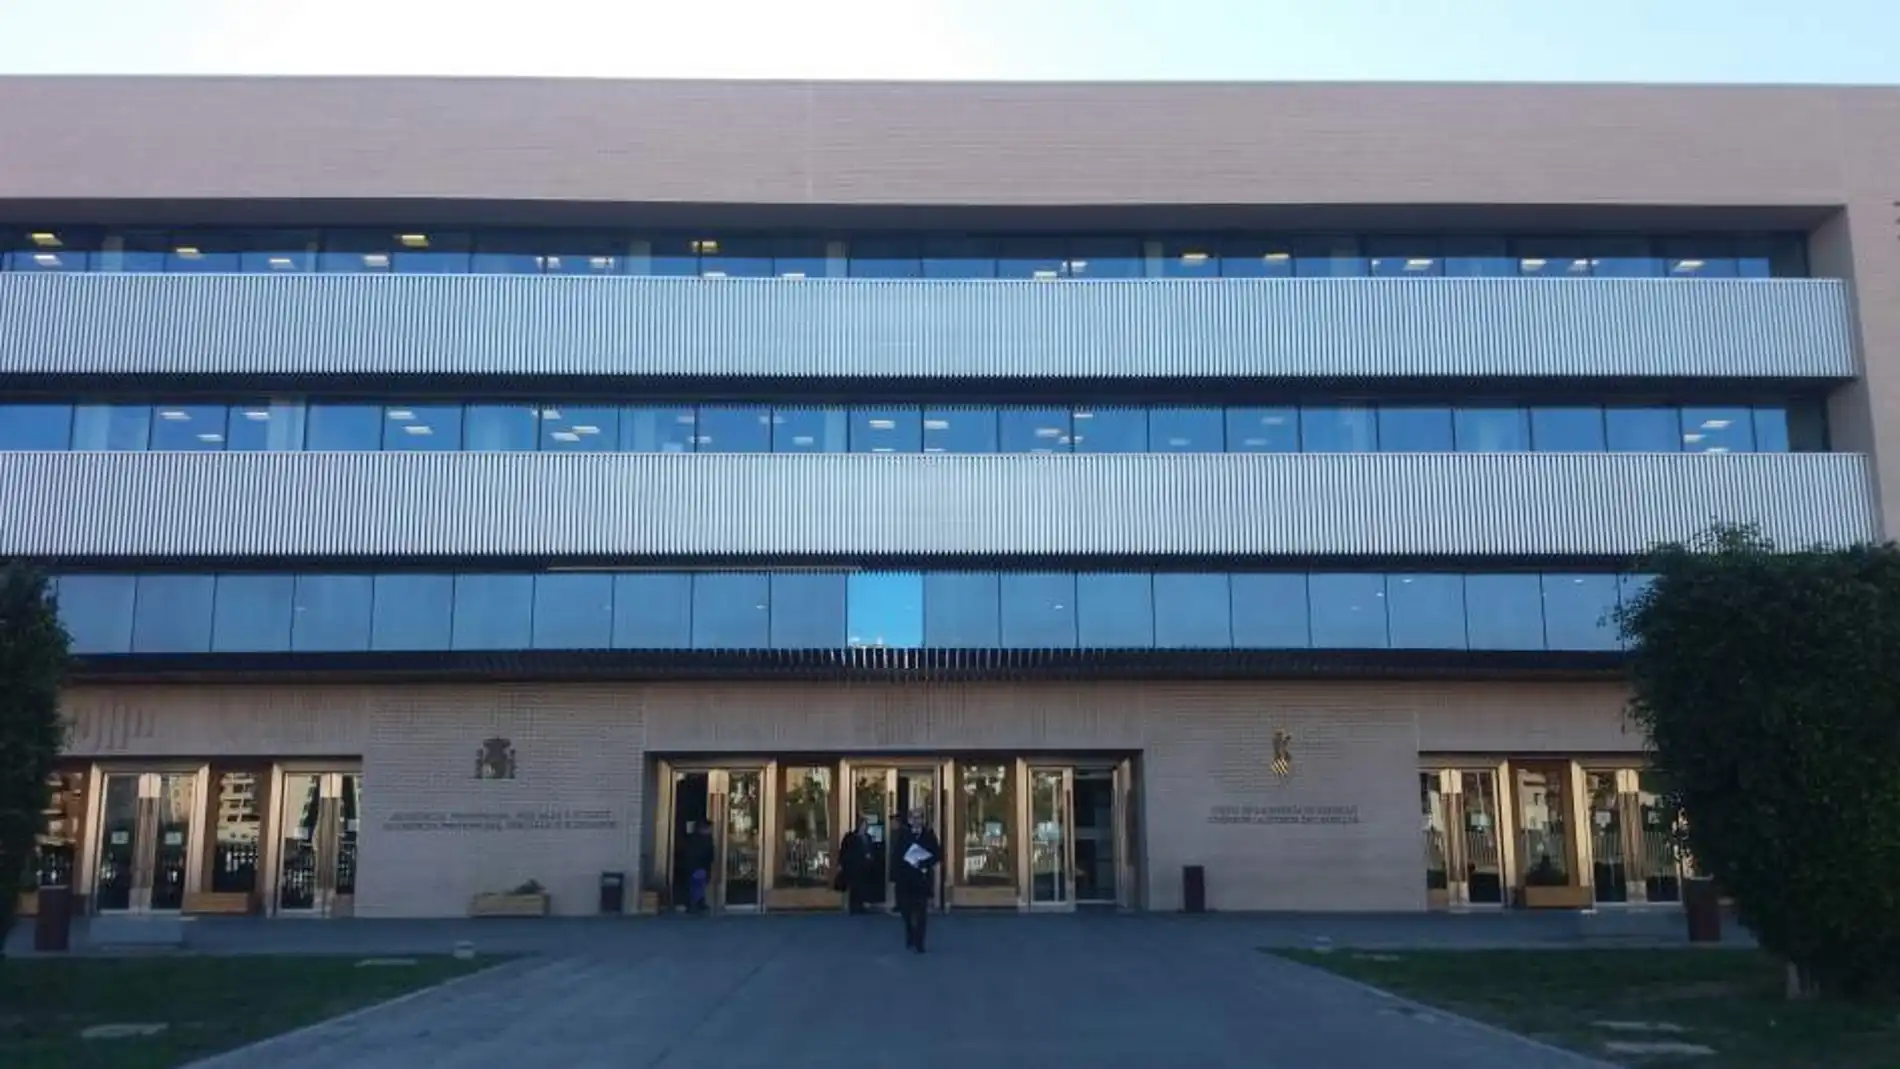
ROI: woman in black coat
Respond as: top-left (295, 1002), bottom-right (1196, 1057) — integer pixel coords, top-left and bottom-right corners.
top-left (836, 817), bottom-right (883, 914)
top-left (891, 807), bottom-right (942, 953)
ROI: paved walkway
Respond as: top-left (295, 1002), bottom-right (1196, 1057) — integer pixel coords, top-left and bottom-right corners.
top-left (174, 914), bottom-right (1617, 1069)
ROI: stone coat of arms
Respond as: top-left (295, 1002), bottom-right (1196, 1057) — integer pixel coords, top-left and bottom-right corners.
top-left (475, 737), bottom-right (518, 780)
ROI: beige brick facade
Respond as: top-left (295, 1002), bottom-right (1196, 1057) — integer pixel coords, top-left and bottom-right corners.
top-left (59, 679), bottom-right (1637, 916)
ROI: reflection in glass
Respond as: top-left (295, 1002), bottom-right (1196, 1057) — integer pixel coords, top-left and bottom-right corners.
top-left (1225, 407), bottom-right (1298, 452)
top-left (211, 575), bottom-right (295, 652)
top-left (1387, 574), bottom-right (1467, 649)
top-left (59, 574), bottom-right (138, 653)
top-left (959, 763), bottom-right (1015, 887)
top-left (531, 573), bottom-right (614, 649)
top-left (773, 407), bottom-right (847, 453)
top-left (1231, 574), bottom-right (1310, 648)
top-left (227, 400), bottom-right (307, 452)
top-left (1378, 407), bottom-right (1454, 452)
top-left (621, 406), bottom-right (696, 453)
top-left (612, 572), bottom-right (693, 648)
top-left (278, 772), bottom-right (322, 911)
top-left (1464, 575), bottom-right (1545, 650)
top-left (1605, 408), bottom-right (1681, 452)
top-left (1070, 407), bottom-right (1146, 453)
top-left (1153, 573), bottom-right (1231, 648)
top-left (1076, 573), bottom-right (1153, 648)
top-left (999, 407), bottom-right (1071, 453)
top-left (850, 406), bottom-right (922, 453)
top-left (540, 404), bottom-right (619, 451)
top-left (1454, 408), bottom-right (1530, 452)
top-left (1301, 407), bottom-right (1376, 452)
top-left (71, 404), bottom-right (150, 451)
top-left (1588, 770), bottom-right (1628, 903)
top-left (304, 404), bottom-right (383, 451)
top-left (150, 404), bottom-right (229, 450)
top-left (0, 403), bottom-right (73, 449)
top-left (1422, 772), bottom-right (1449, 897)
top-left (922, 407), bottom-right (997, 453)
top-left (94, 774), bottom-right (139, 911)
top-left (383, 404), bottom-right (462, 451)
top-left (1679, 407), bottom-right (1754, 453)
top-left (451, 574), bottom-right (534, 650)
top-left (1000, 573), bottom-right (1077, 648)
top-left (132, 575), bottom-right (215, 653)
top-left (724, 770), bottom-right (763, 907)
top-left (769, 573), bottom-right (848, 648)
top-left (1460, 771), bottom-right (1505, 904)
top-left (371, 574), bottom-right (454, 650)
top-left (779, 766), bottom-right (834, 889)
top-left (924, 573), bottom-right (1000, 647)
top-left (1530, 407), bottom-right (1606, 452)
top-left (848, 572), bottom-right (923, 648)
top-left (1541, 574), bottom-right (1620, 651)
top-left (151, 773), bottom-right (194, 911)
top-left (464, 404), bottom-right (539, 452)
top-left (1309, 573), bottom-right (1387, 648)
top-left (695, 406), bottom-right (771, 452)
top-left (1514, 765), bottom-right (1572, 890)
top-left (1030, 769), bottom-right (1070, 903)
top-left (1149, 407), bottom-right (1224, 452)
top-left (292, 575), bottom-right (374, 651)
top-left (692, 572), bottom-right (770, 648)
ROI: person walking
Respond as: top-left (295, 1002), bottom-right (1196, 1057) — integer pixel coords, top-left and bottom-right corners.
top-left (891, 806), bottom-right (941, 953)
top-left (680, 820), bottom-right (716, 914)
top-left (837, 816), bottom-right (881, 914)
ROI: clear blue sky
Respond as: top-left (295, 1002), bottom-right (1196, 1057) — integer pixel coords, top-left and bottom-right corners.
top-left (0, 0), bottom-right (1893, 82)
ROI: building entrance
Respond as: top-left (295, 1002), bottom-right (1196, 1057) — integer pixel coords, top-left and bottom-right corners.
top-left (92, 770), bottom-right (202, 913)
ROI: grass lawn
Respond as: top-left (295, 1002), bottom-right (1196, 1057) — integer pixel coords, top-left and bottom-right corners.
top-left (1278, 948), bottom-right (1900, 1068)
top-left (0, 954), bottom-right (495, 1069)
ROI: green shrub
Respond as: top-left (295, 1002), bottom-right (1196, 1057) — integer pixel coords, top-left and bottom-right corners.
top-left (0, 563), bottom-right (69, 954)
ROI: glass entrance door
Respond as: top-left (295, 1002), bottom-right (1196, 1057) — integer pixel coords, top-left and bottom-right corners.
top-left (849, 763), bottom-right (943, 910)
top-left (710, 768), bottom-right (763, 911)
top-left (274, 770), bottom-right (361, 917)
top-left (1028, 767), bottom-right (1074, 909)
top-left (1072, 768), bottom-right (1117, 905)
top-left (92, 771), bottom-right (200, 913)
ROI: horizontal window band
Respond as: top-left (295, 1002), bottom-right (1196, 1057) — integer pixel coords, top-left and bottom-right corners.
top-left (26, 555), bottom-right (1649, 574)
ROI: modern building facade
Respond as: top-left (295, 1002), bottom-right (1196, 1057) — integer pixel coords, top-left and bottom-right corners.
top-left (1, 78), bottom-right (1894, 918)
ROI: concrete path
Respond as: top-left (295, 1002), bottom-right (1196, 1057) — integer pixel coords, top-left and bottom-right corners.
top-left (182, 914), bottom-right (1614, 1069)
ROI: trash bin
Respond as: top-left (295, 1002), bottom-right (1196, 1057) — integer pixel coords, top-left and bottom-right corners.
top-left (1683, 877), bottom-right (1721, 943)
top-left (34, 884), bottom-right (73, 953)
top-left (599, 871), bottom-right (626, 915)
top-left (1183, 865), bottom-right (1207, 914)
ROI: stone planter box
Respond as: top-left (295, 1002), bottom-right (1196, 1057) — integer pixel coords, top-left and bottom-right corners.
top-left (469, 892), bottom-right (550, 918)
top-left (1521, 884), bottom-right (1595, 910)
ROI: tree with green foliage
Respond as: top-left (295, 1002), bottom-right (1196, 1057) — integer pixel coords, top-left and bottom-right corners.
top-left (1616, 525), bottom-right (1900, 998)
top-left (0, 563), bottom-right (68, 954)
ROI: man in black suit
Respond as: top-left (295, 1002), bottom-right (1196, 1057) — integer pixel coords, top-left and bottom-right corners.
top-left (891, 806), bottom-right (942, 953)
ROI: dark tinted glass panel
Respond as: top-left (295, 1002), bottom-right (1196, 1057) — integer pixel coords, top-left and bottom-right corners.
top-left (0, 404), bottom-right (72, 449)
top-left (1617, 574), bottom-right (1657, 650)
top-left (1441, 235), bottom-right (1514, 277)
top-left (226, 401), bottom-right (306, 452)
top-left (1606, 408), bottom-right (1682, 452)
top-left (1679, 407), bottom-right (1754, 453)
top-left (1454, 408), bottom-right (1530, 452)
top-left (305, 405), bottom-right (383, 451)
top-left (58, 575), bottom-right (137, 653)
top-left (771, 237), bottom-right (831, 279)
top-left (1543, 574), bottom-right (1620, 651)
top-left (923, 407), bottom-right (997, 454)
top-left (98, 230), bottom-right (169, 273)
top-left (1309, 574), bottom-right (1387, 648)
top-left (637, 235), bottom-right (698, 277)
top-left (850, 407), bottom-right (922, 453)
top-left (71, 404), bottom-right (150, 450)
top-left (848, 572), bottom-right (923, 648)
top-left (622, 406), bottom-right (697, 453)
top-left (773, 407), bottom-right (847, 453)
top-left (164, 231), bottom-right (245, 273)
top-left (150, 404), bottom-right (229, 451)
top-left (1752, 407), bottom-right (1791, 452)
top-left (1149, 407), bottom-right (1223, 452)
top-left (370, 575), bottom-right (453, 650)
top-left (1154, 237), bottom-right (1221, 278)
top-left (612, 573), bottom-right (693, 648)
top-left (322, 230), bottom-right (471, 274)
top-left (1153, 573), bottom-right (1232, 649)
top-left (452, 574), bottom-right (533, 650)
top-left (769, 573), bottom-right (848, 648)
top-left (921, 235), bottom-right (997, 278)
top-left (698, 235), bottom-right (774, 278)
top-left (1735, 234), bottom-right (1807, 279)
top-left (924, 573), bottom-right (1000, 647)
top-left (1219, 236), bottom-right (1295, 278)
top-left (1064, 238), bottom-right (1142, 279)
top-left (1071, 407), bottom-right (1146, 453)
top-left (693, 573), bottom-right (770, 648)
top-left (1000, 573), bottom-right (1076, 648)
top-left (1387, 574), bottom-right (1467, 649)
top-left (382, 404), bottom-right (462, 451)
top-left (848, 237), bottom-right (922, 278)
top-left (1230, 574), bottom-right (1310, 648)
top-left (1366, 236), bottom-right (1443, 277)
top-left (541, 404), bottom-right (619, 451)
top-left (1301, 407), bottom-right (1376, 452)
top-left (1464, 575), bottom-right (1544, 650)
top-left (1517, 239), bottom-right (1593, 278)
top-left (531, 574), bottom-right (615, 650)
top-left (1291, 235), bottom-right (1365, 277)
top-left (1075, 573), bottom-right (1153, 649)
top-left (132, 575), bottom-right (215, 653)
top-left (999, 408), bottom-right (1071, 453)
top-left (995, 237), bottom-right (1067, 280)
top-left (464, 404), bottom-right (539, 451)
top-left (291, 575), bottom-right (373, 651)
top-left (7, 228), bottom-right (94, 271)
top-left (1378, 407), bottom-right (1454, 451)
top-left (1225, 408), bottom-right (1299, 453)
top-left (238, 231), bottom-right (319, 274)
top-left (695, 406), bottom-right (771, 452)
top-left (211, 575), bottom-right (294, 652)
top-left (1585, 236), bottom-right (1662, 278)
top-left (1659, 236), bottom-right (1737, 278)
top-left (1531, 407), bottom-right (1606, 451)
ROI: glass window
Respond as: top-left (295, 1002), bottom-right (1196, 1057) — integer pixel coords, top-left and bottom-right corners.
top-left (924, 572), bottom-right (1000, 647)
top-left (1516, 239), bottom-right (1593, 278)
top-left (1542, 574), bottom-right (1620, 651)
top-left (697, 235), bottom-right (774, 278)
top-left (1225, 408), bottom-right (1299, 453)
top-left (1659, 236), bottom-right (1737, 279)
top-left (150, 404), bottom-right (229, 451)
top-left (531, 574), bottom-right (615, 649)
top-left (370, 574), bottom-right (454, 650)
top-left (848, 572), bottom-right (924, 649)
top-left (1292, 235), bottom-right (1366, 277)
top-left (1149, 407), bottom-right (1223, 452)
top-left (1309, 573), bottom-right (1388, 648)
top-left (995, 237), bottom-right (1067, 280)
top-left (612, 572), bottom-right (693, 648)
top-left (540, 404), bottom-right (619, 451)
top-left (1064, 238), bottom-right (1142, 279)
top-left (695, 406), bottom-right (771, 452)
top-left (226, 400), bottom-right (306, 452)
top-left (1152, 237), bottom-right (1222, 279)
top-left (848, 236), bottom-right (922, 278)
top-left (1531, 407), bottom-right (1605, 452)
top-left (464, 404), bottom-right (539, 451)
top-left (999, 407), bottom-right (1071, 453)
top-left (1378, 407), bottom-right (1454, 451)
top-left (322, 230), bottom-right (472, 274)
top-left (6, 228), bottom-right (95, 271)
top-left (1301, 407), bottom-right (1376, 452)
top-left (1735, 234), bottom-right (1806, 279)
top-left (1679, 406), bottom-right (1754, 453)
top-left (921, 235), bottom-right (997, 278)
top-left (773, 407), bottom-right (847, 453)
top-left (211, 575), bottom-right (294, 652)
top-left (57, 574), bottom-right (137, 653)
top-left (1075, 574), bottom-right (1154, 649)
top-left (771, 237), bottom-right (839, 280)
top-left (451, 574), bottom-right (533, 650)
top-left (71, 404), bottom-right (150, 451)
top-left (1230, 574), bottom-right (1310, 648)
top-left (1585, 236), bottom-right (1662, 279)
top-left (0, 404), bottom-right (73, 449)
top-left (850, 406), bottom-right (922, 453)
top-left (692, 572), bottom-right (770, 648)
top-left (621, 406), bottom-right (696, 453)
top-left (1454, 407), bottom-right (1530, 452)
top-left (1218, 236), bottom-right (1295, 278)
top-left (1070, 407), bottom-right (1146, 453)
top-left (1464, 575), bottom-right (1545, 650)
top-left (290, 574), bottom-right (373, 651)
top-left (1153, 573), bottom-right (1232, 649)
top-left (923, 407), bottom-right (997, 453)
top-left (163, 231), bottom-right (244, 274)
top-left (1365, 236), bottom-right (1444, 278)
top-left (473, 230), bottom-right (630, 275)
top-left (637, 235), bottom-right (699, 277)
top-left (1786, 401), bottom-right (1829, 452)
top-left (237, 231), bottom-right (320, 274)
top-left (769, 573), bottom-right (848, 648)
top-left (383, 404), bottom-right (462, 451)
top-left (1752, 407), bottom-right (1791, 453)
top-left (1617, 574), bottom-right (1657, 648)
top-left (1000, 573), bottom-right (1076, 648)
top-left (471, 230), bottom-right (554, 274)
top-left (132, 575), bottom-right (215, 653)
top-left (1606, 408), bottom-right (1682, 452)
top-left (1387, 574), bottom-right (1467, 649)
top-left (95, 230), bottom-right (170, 273)
top-left (1440, 235), bottom-right (1514, 277)
top-left (304, 404), bottom-right (384, 451)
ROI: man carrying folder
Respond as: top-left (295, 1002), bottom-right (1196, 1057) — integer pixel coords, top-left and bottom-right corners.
top-left (892, 806), bottom-right (942, 953)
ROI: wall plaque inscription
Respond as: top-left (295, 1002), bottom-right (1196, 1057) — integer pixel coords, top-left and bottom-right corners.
top-left (1208, 804), bottom-right (1361, 826)
top-left (382, 808), bottom-right (618, 833)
